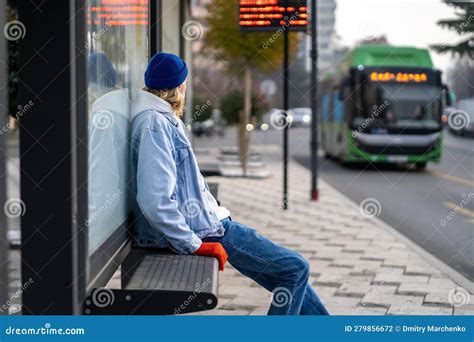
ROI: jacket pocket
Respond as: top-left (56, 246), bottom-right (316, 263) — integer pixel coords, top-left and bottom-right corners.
top-left (175, 145), bottom-right (190, 166)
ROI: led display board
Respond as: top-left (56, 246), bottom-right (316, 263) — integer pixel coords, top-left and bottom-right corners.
top-left (370, 71), bottom-right (429, 83)
top-left (239, 0), bottom-right (308, 32)
top-left (88, 0), bottom-right (149, 26)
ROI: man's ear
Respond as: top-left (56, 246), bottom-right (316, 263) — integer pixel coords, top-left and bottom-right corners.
top-left (179, 80), bottom-right (187, 93)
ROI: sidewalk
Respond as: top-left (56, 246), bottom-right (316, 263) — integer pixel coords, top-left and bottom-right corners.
top-left (5, 138), bottom-right (473, 315)
top-left (195, 145), bottom-right (474, 315)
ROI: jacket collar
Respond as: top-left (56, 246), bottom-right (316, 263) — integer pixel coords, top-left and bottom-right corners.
top-left (131, 89), bottom-right (179, 126)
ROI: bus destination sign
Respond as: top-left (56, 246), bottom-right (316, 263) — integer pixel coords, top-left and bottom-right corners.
top-left (239, 0), bottom-right (308, 32)
top-left (370, 71), bottom-right (429, 83)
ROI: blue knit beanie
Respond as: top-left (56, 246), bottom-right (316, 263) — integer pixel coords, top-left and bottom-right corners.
top-left (144, 52), bottom-right (188, 90)
top-left (88, 52), bottom-right (117, 88)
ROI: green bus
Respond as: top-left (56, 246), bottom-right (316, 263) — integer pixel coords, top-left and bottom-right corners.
top-left (320, 45), bottom-right (450, 168)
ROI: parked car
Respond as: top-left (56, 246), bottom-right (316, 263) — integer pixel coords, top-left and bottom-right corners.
top-left (289, 107), bottom-right (312, 127)
top-left (192, 110), bottom-right (227, 137)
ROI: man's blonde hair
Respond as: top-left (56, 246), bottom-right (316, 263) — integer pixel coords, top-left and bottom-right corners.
top-left (144, 86), bottom-right (185, 117)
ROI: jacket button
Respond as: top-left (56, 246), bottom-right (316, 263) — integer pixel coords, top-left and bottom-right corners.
top-left (217, 229), bottom-right (223, 234)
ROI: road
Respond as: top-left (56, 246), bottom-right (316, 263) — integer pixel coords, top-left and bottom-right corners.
top-left (194, 127), bottom-right (474, 281)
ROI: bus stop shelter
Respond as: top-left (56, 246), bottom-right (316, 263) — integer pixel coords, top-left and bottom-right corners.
top-left (0, 0), bottom-right (218, 316)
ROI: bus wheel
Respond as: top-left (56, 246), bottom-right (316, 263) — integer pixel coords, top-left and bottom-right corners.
top-left (416, 162), bottom-right (427, 170)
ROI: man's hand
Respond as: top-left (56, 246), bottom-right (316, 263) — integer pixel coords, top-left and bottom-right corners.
top-left (194, 242), bottom-right (228, 271)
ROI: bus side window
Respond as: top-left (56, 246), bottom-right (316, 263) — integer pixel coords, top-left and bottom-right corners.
top-left (338, 78), bottom-right (349, 101)
top-left (328, 88), bottom-right (336, 121)
top-left (321, 94), bottom-right (330, 122)
top-left (333, 90), bottom-right (344, 123)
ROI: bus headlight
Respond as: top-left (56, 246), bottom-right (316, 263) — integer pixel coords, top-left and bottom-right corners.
top-left (303, 115), bottom-right (311, 123)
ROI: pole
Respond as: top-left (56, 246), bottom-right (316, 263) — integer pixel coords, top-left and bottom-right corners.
top-left (0, 0), bottom-right (9, 315)
top-left (283, 19), bottom-right (289, 210)
top-left (310, 0), bottom-right (319, 201)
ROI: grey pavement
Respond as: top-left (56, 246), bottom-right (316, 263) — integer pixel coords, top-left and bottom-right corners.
top-left (192, 144), bottom-right (473, 315)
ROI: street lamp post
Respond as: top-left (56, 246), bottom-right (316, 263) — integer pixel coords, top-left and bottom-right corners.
top-left (0, 0), bottom-right (9, 315)
top-left (283, 22), bottom-right (290, 210)
top-left (238, 0), bottom-right (309, 210)
top-left (310, 0), bottom-right (319, 201)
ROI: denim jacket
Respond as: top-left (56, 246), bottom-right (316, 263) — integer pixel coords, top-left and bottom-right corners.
top-left (130, 90), bottom-right (225, 254)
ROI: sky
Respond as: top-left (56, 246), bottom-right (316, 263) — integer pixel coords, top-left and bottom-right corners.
top-left (335, 0), bottom-right (462, 74)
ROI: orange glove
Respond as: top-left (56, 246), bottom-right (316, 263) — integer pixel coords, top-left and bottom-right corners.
top-left (194, 242), bottom-right (228, 271)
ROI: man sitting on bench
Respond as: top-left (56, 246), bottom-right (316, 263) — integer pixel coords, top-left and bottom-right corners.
top-left (130, 52), bottom-right (329, 315)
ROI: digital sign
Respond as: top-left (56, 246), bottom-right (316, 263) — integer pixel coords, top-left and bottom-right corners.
top-left (239, 0), bottom-right (308, 32)
top-left (370, 71), bottom-right (428, 83)
top-left (88, 0), bottom-right (149, 26)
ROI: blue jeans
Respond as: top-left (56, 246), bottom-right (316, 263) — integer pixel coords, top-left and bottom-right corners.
top-left (203, 218), bottom-right (330, 315)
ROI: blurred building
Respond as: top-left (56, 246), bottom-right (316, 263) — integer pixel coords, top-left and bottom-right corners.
top-left (310, 0), bottom-right (337, 76)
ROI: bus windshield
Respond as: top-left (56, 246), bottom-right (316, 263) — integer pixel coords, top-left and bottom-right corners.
top-left (353, 83), bottom-right (443, 130)
top-left (381, 85), bottom-right (442, 128)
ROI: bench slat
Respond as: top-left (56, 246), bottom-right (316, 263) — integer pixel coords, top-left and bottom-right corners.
top-left (84, 251), bottom-right (219, 315)
top-left (126, 253), bottom-right (217, 292)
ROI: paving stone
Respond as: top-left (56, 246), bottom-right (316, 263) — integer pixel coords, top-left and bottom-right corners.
top-left (387, 306), bottom-right (453, 315)
top-left (221, 293), bottom-right (272, 307)
top-left (361, 293), bottom-right (424, 308)
top-left (373, 273), bottom-right (429, 286)
top-left (193, 309), bottom-right (252, 316)
top-left (425, 290), bottom-right (473, 306)
top-left (325, 297), bottom-right (362, 315)
top-left (351, 307), bottom-right (388, 315)
top-left (453, 305), bottom-right (474, 315)
top-left (337, 281), bottom-right (392, 299)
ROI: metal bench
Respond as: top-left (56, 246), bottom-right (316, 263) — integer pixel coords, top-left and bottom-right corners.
top-left (83, 184), bottom-right (220, 315)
